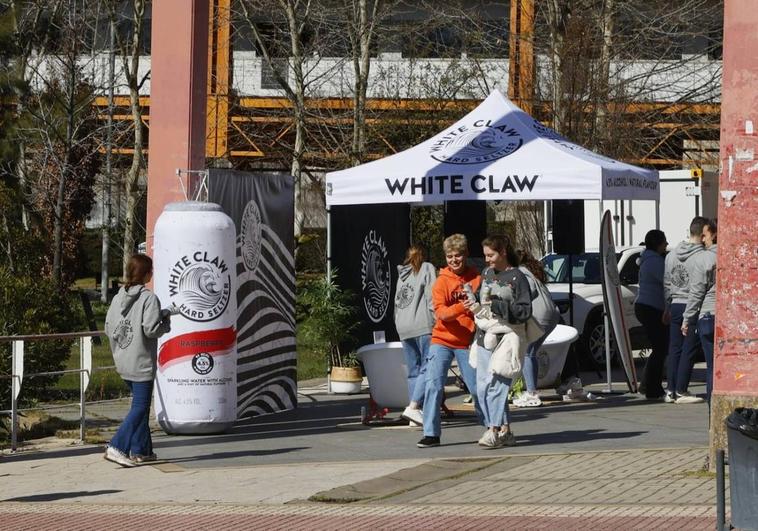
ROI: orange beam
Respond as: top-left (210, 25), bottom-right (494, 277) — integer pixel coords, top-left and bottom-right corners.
top-left (206, 0), bottom-right (230, 158)
top-left (508, 0), bottom-right (535, 114)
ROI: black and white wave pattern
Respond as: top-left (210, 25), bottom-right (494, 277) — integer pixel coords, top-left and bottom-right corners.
top-left (235, 224), bottom-right (296, 418)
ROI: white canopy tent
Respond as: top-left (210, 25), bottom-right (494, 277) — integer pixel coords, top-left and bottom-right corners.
top-left (325, 90), bottom-right (659, 207)
top-left (323, 90), bottom-right (660, 393)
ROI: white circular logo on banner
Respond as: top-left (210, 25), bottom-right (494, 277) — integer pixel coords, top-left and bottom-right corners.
top-left (429, 120), bottom-right (523, 165)
top-left (240, 200), bottom-right (262, 273)
top-left (360, 230), bottom-right (391, 323)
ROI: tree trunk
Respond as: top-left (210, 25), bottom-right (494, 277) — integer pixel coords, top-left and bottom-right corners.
top-left (53, 51), bottom-right (77, 287)
top-left (284, 0), bottom-right (309, 250)
top-left (546, 0), bottom-right (571, 132)
top-left (594, 0), bottom-right (614, 149)
top-left (119, 0), bottom-right (146, 277)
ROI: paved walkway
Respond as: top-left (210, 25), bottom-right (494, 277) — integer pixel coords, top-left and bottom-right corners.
top-left (1, 371), bottom-right (725, 530)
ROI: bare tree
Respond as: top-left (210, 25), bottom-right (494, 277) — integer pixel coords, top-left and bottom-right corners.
top-left (15, 0), bottom-right (103, 286)
top-left (237, 0), bottom-right (340, 251)
top-left (104, 0), bottom-right (148, 278)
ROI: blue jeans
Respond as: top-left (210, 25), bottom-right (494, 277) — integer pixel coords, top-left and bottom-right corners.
top-left (667, 303), bottom-right (701, 394)
top-left (422, 343), bottom-right (480, 438)
top-left (110, 380), bottom-right (154, 457)
top-left (523, 317), bottom-right (558, 393)
top-left (401, 334), bottom-right (432, 404)
top-left (698, 314), bottom-right (715, 402)
top-left (476, 346), bottom-right (513, 427)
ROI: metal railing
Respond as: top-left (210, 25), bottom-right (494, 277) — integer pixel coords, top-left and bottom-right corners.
top-left (1, 331), bottom-right (108, 452)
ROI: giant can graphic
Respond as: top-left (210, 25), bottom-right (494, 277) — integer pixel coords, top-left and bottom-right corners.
top-left (153, 201), bottom-right (237, 434)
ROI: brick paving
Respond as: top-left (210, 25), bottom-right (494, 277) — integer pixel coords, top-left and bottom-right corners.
top-left (0, 448), bottom-right (721, 530)
top-left (0, 502), bottom-right (715, 530)
top-left (2, 388), bottom-right (722, 530)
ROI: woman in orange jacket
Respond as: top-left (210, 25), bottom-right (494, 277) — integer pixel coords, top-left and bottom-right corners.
top-left (416, 233), bottom-right (482, 448)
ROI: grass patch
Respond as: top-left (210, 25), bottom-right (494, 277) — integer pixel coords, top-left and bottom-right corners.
top-left (297, 327), bottom-right (327, 382)
top-left (53, 300), bottom-right (128, 402)
top-left (0, 411), bottom-right (79, 445)
top-left (55, 428), bottom-right (109, 444)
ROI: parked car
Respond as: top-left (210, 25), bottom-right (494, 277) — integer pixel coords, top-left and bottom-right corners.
top-left (541, 246), bottom-right (649, 368)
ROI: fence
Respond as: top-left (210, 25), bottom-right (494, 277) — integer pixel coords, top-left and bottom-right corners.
top-left (1, 331), bottom-right (108, 452)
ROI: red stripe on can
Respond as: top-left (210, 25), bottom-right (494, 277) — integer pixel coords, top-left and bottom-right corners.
top-left (158, 327), bottom-right (236, 371)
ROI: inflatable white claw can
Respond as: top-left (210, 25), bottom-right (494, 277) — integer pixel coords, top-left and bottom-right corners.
top-left (153, 201), bottom-right (237, 434)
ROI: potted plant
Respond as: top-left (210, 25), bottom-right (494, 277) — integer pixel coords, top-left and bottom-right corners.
top-left (299, 270), bottom-right (362, 393)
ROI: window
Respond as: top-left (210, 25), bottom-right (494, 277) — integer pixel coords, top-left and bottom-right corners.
top-left (619, 252), bottom-right (640, 285)
top-left (542, 252), bottom-right (607, 284)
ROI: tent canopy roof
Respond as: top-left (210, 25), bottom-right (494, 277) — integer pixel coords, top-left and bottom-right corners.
top-left (325, 90), bottom-right (659, 207)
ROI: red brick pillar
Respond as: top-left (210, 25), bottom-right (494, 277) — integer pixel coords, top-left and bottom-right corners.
top-left (710, 0), bottom-right (758, 463)
top-left (146, 1), bottom-right (210, 253)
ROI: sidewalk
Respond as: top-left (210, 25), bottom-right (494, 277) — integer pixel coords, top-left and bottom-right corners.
top-left (0, 372), bottom-right (722, 530)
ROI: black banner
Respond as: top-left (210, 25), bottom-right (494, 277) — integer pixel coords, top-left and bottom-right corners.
top-left (330, 203), bottom-right (411, 347)
top-left (444, 200), bottom-right (487, 258)
top-left (209, 169), bottom-right (296, 418)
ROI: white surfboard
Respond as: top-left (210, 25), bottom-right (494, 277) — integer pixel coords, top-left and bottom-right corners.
top-left (599, 210), bottom-right (638, 393)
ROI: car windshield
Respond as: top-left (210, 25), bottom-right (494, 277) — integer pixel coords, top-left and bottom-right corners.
top-left (542, 252), bottom-right (621, 284)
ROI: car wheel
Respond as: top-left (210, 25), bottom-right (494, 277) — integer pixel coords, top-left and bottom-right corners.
top-left (579, 310), bottom-right (618, 369)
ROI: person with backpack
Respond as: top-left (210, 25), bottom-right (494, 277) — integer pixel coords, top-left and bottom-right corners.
top-left (512, 250), bottom-right (560, 408)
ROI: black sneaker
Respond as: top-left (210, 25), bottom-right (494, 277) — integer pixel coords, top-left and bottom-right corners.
top-left (416, 436), bottom-right (440, 448)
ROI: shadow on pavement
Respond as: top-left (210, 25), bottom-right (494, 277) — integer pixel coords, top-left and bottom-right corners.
top-left (3, 490), bottom-right (121, 502)
top-left (1, 445), bottom-right (105, 463)
top-left (164, 446), bottom-right (310, 463)
top-left (517, 429), bottom-right (647, 446)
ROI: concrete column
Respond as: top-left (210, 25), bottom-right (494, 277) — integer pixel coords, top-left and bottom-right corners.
top-left (710, 0), bottom-right (758, 463)
top-left (146, 1), bottom-right (210, 253)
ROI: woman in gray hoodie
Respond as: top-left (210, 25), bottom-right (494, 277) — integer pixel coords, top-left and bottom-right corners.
top-left (104, 254), bottom-right (171, 467)
top-left (394, 245), bottom-right (436, 426)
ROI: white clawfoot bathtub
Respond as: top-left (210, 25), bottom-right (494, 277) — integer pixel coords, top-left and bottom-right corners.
top-left (357, 324), bottom-right (580, 412)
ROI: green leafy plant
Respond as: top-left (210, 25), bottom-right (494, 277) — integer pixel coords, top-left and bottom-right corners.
top-left (298, 270), bottom-right (359, 368)
top-left (0, 268), bottom-right (85, 408)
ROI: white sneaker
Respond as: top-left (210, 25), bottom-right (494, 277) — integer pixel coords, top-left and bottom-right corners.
top-left (513, 392), bottom-right (542, 408)
top-left (478, 429), bottom-right (499, 448)
top-left (664, 391), bottom-right (676, 403)
top-left (401, 407), bottom-right (424, 426)
top-left (104, 446), bottom-right (136, 468)
top-left (499, 430), bottom-right (516, 447)
top-left (675, 392), bottom-right (705, 404)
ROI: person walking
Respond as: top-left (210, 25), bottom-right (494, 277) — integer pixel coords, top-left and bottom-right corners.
top-left (663, 217), bottom-right (707, 404)
top-left (394, 245), bottom-right (437, 426)
top-left (416, 234), bottom-right (481, 448)
top-left (683, 218), bottom-right (717, 403)
top-left (474, 235), bottom-right (533, 448)
top-left (635, 229), bottom-right (670, 400)
top-left (104, 254), bottom-right (171, 467)
top-left (513, 250), bottom-right (559, 408)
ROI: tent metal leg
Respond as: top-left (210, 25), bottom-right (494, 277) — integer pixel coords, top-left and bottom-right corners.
top-left (326, 207), bottom-right (332, 394)
top-left (655, 199), bottom-right (660, 229)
